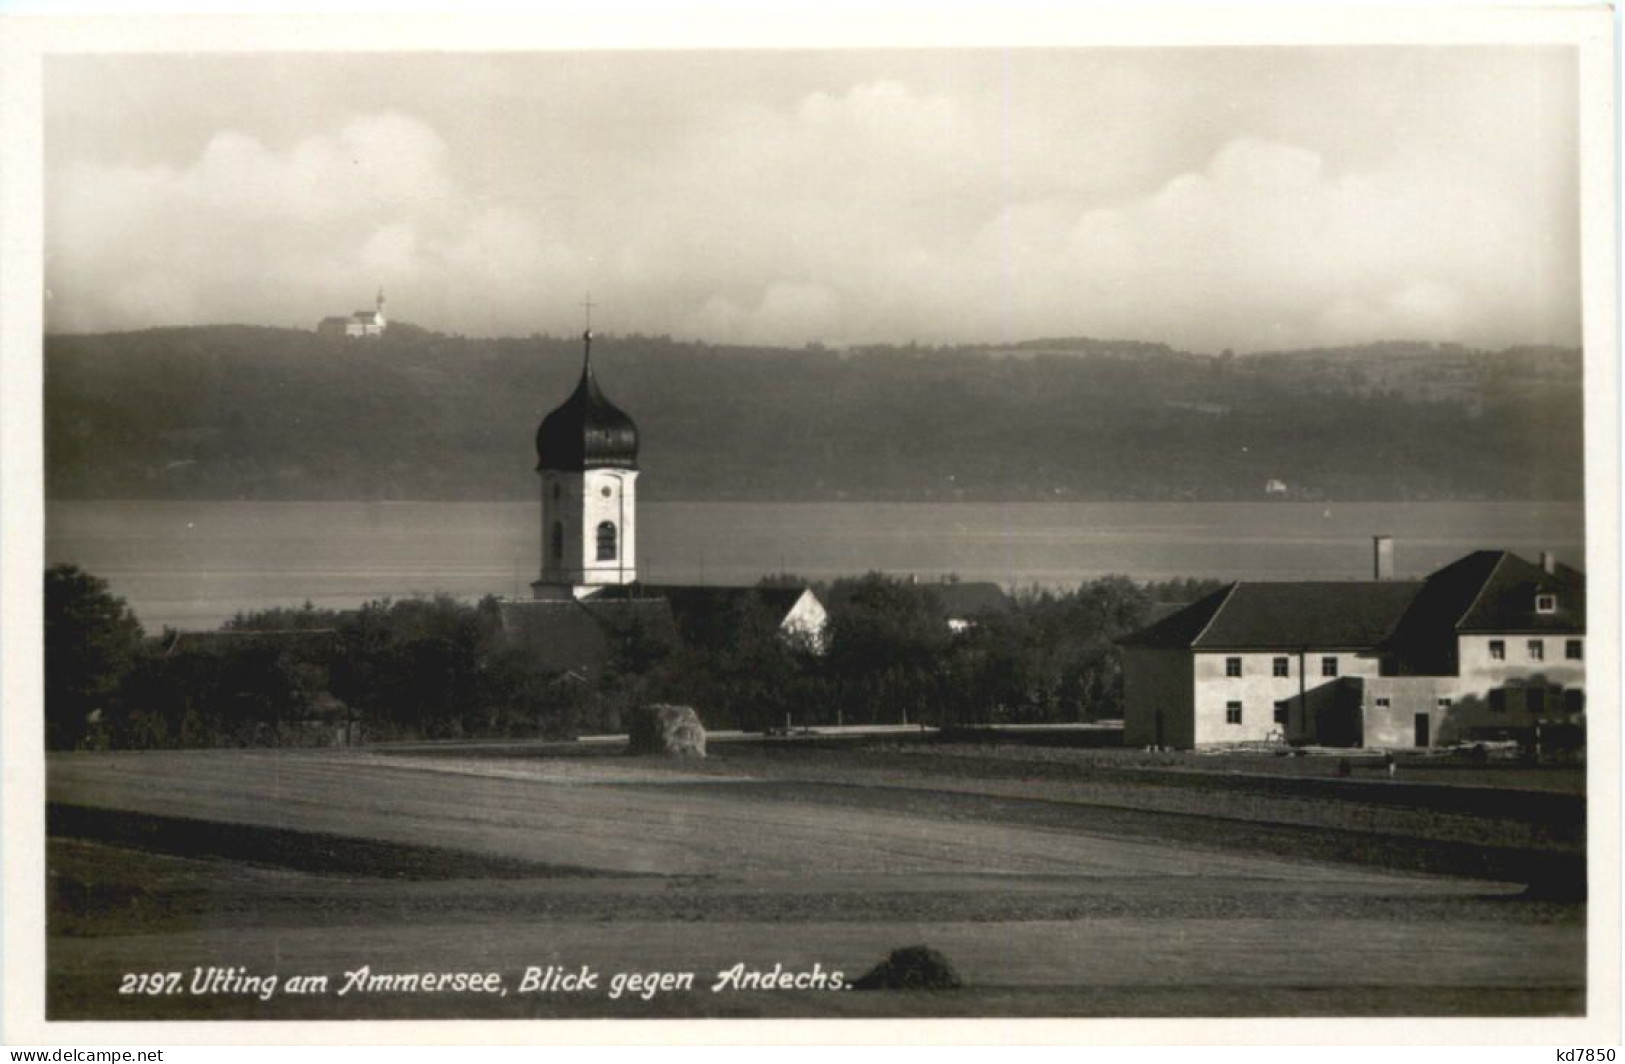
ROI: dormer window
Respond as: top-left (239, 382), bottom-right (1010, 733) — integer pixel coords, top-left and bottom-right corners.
top-left (1535, 593), bottom-right (1558, 614)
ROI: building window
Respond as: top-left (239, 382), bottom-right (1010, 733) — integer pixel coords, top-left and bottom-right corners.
top-left (1225, 657), bottom-right (1242, 677)
top-left (1489, 640), bottom-right (1506, 661)
top-left (1225, 701), bottom-right (1242, 724)
top-left (1527, 687), bottom-right (1544, 713)
top-left (1321, 657), bottom-right (1338, 677)
top-left (1528, 639), bottom-right (1544, 662)
top-left (1374, 697), bottom-right (1391, 708)
top-left (1566, 639), bottom-right (1582, 660)
top-left (1564, 689), bottom-right (1585, 713)
top-left (1489, 689), bottom-right (1507, 713)
top-left (1272, 657), bottom-right (1289, 677)
top-left (551, 521), bottom-right (564, 560)
top-left (552, 483), bottom-right (561, 501)
top-left (1535, 593), bottom-right (1557, 614)
top-left (1437, 697), bottom-right (1453, 710)
top-left (596, 521), bottom-right (617, 561)
top-left (1273, 701), bottom-right (1288, 724)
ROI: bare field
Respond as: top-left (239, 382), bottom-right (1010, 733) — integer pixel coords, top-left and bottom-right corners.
top-left (45, 744), bottom-right (1586, 1019)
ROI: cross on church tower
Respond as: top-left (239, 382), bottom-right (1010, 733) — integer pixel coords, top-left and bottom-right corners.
top-left (580, 294), bottom-right (597, 368)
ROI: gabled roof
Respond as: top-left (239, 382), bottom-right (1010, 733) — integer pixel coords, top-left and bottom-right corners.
top-left (1389, 550), bottom-right (1501, 630)
top-left (1118, 585), bottom-right (1233, 649)
top-left (1119, 581), bottom-right (1420, 651)
top-left (1382, 549), bottom-right (1584, 662)
top-left (1456, 552), bottom-right (1585, 634)
top-left (1118, 549), bottom-right (1586, 658)
top-left (633, 584), bottom-right (815, 627)
top-left (1192, 581), bottom-right (1421, 650)
top-left (498, 597), bottom-right (677, 676)
top-left (1376, 551), bottom-right (1500, 671)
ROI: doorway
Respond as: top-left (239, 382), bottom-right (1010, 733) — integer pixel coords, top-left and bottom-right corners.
top-left (1414, 712), bottom-right (1430, 748)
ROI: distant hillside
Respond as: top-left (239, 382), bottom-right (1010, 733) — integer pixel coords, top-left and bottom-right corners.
top-left (44, 326), bottom-right (1583, 502)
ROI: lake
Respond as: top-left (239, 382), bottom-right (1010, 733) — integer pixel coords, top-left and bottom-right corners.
top-left (46, 500), bottom-right (1585, 632)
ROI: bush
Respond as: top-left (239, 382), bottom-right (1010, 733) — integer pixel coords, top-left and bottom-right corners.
top-left (851, 945), bottom-right (962, 991)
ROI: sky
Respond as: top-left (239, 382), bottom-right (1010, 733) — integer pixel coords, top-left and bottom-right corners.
top-left (44, 47), bottom-right (1581, 352)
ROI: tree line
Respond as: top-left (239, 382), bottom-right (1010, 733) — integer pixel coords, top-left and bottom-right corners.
top-left (46, 326), bottom-right (1583, 503)
top-left (44, 564), bottom-right (1222, 751)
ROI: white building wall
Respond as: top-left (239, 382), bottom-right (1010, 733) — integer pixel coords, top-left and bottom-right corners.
top-left (1357, 676), bottom-right (1453, 748)
top-left (781, 590), bottom-right (829, 652)
top-left (534, 468), bottom-right (639, 595)
top-left (1439, 632), bottom-right (1586, 742)
top-left (578, 469), bottom-right (638, 588)
top-left (1457, 633), bottom-right (1585, 692)
top-left (1192, 650), bottom-right (1382, 746)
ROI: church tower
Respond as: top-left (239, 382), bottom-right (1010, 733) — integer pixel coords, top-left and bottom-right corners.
top-left (531, 327), bottom-right (639, 599)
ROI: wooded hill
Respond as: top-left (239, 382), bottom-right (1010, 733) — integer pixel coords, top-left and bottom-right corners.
top-left (45, 325), bottom-right (1583, 502)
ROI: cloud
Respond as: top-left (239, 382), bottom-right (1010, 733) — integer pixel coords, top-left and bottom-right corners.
top-left (989, 137), bottom-right (1578, 351)
top-left (687, 281), bottom-right (842, 345)
top-left (48, 112), bottom-right (465, 331)
top-left (46, 69), bottom-right (1579, 353)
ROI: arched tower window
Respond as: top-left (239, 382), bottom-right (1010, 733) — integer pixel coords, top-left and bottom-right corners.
top-left (551, 521), bottom-right (564, 560)
top-left (596, 521), bottom-right (617, 561)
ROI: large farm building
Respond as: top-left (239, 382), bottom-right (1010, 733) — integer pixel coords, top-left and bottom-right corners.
top-left (1120, 546), bottom-right (1585, 750)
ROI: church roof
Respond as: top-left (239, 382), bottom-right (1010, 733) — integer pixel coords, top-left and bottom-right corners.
top-left (498, 596), bottom-right (677, 676)
top-left (636, 585), bottom-right (813, 628)
top-left (536, 332), bottom-right (639, 472)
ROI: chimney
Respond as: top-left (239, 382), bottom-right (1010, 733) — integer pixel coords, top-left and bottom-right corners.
top-left (1373, 535), bottom-right (1394, 581)
top-left (1541, 551), bottom-right (1557, 575)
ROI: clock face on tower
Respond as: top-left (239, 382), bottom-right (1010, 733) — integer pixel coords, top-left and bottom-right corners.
top-left (601, 486), bottom-right (612, 497)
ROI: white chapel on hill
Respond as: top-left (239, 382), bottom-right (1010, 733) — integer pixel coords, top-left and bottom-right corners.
top-left (316, 290), bottom-right (388, 339)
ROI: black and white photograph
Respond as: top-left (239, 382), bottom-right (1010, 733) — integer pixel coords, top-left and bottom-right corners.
top-left (1, 4), bottom-right (1617, 1046)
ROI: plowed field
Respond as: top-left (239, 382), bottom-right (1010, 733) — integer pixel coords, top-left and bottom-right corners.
top-left (45, 744), bottom-right (1586, 1020)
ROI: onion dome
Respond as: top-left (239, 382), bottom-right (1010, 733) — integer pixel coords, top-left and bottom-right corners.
top-left (535, 331), bottom-right (639, 471)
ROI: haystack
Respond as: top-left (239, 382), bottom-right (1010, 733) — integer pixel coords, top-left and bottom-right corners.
top-left (627, 703), bottom-right (707, 757)
top-left (851, 945), bottom-right (962, 990)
